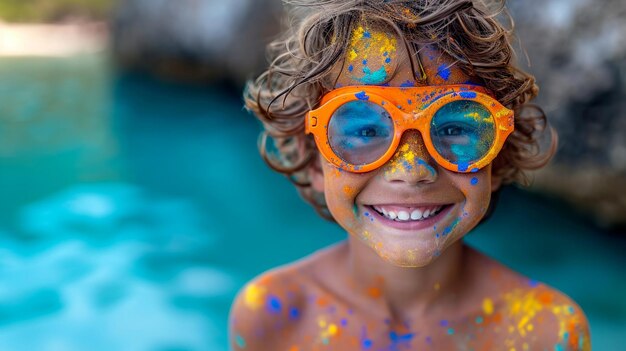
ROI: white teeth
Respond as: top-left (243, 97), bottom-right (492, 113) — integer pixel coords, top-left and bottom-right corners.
top-left (410, 209), bottom-right (422, 220)
top-left (397, 211), bottom-right (410, 220)
top-left (373, 205), bottom-right (446, 221)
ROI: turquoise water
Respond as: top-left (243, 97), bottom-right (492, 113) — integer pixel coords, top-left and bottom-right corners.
top-left (0, 54), bottom-right (624, 350)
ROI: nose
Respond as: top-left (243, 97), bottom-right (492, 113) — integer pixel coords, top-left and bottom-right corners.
top-left (381, 130), bottom-right (438, 185)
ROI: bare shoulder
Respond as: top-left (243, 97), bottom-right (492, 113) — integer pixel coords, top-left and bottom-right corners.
top-left (465, 247), bottom-right (591, 350)
top-left (228, 243), bottom-right (345, 351)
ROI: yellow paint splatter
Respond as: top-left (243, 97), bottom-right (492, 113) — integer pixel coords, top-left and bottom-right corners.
top-left (386, 143), bottom-right (416, 174)
top-left (464, 111), bottom-right (494, 124)
top-left (482, 297), bottom-right (494, 315)
top-left (318, 317), bottom-right (340, 344)
top-left (244, 283), bottom-right (266, 310)
top-left (349, 25), bottom-right (367, 48)
top-left (502, 288), bottom-right (582, 341)
top-left (328, 324), bottom-right (338, 335)
top-left (348, 25), bottom-right (397, 62)
top-left (348, 49), bottom-right (358, 61)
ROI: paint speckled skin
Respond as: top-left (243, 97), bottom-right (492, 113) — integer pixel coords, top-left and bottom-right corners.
top-left (230, 26), bottom-right (591, 351)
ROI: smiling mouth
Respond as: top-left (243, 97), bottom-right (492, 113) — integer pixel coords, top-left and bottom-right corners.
top-left (368, 204), bottom-right (453, 222)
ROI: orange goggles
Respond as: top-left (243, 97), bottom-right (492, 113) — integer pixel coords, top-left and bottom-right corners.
top-left (305, 85), bottom-right (514, 173)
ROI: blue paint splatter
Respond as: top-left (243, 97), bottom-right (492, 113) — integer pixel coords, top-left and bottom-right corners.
top-left (266, 295), bottom-right (282, 314)
top-left (470, 167), bottom-right (479, 173)
top-left (388, 331), bottom-right (415, 350)
top-left (407, 99), bottom-right (412, 105)
top-left (341, 318), bottom-right (348, 326)
top-left (235, 335), bottom-right (246, 348)
top-left (355, 91), bottom-right (369, 100)
top-left (440, 320), bottom-right (449, 327)
top-left (437, 64), bottom-right (451, 81)
top-left (289, 307), bottom-right (300, 319)
top-left (348, 64), bottom-right (354, 72)
top-left (362, 59), bottom-right (368, 65)
top-left (402, 160), bottom-right (413, 171)
top-left (361, 326), bottom-right (373, 349)
top-left (528, 279), bottom-right (539, 287)
top-left (459, 91), bottom-right (477, 99)
top-left (360, 66), bottom-right (388, 84)
top-left (385, 57), bottom-right (391, 63)
top-left (400, 80), bottom-right (415, 87)
top-left (417, 159), bottom-right (437, 176)
top-left (470, 177), bottom-right (478, 185)
top-left (363, 31), bottom-right (371, 38)
top-left (442, 217), bottom-right (461, 236)
top-left (463, 80), bottom-right (480, 86)
top-left (457, 161), bottom-right (469, 172)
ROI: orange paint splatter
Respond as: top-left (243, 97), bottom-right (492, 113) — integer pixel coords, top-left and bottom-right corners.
top-left (343, 185), bottom-right (355, 196)
top-left (316, 297), bottom-right (329, 307)
top-left (367, 287), bottom-right (382, 298)
top-left (537, 291), bottom-right (554, 305)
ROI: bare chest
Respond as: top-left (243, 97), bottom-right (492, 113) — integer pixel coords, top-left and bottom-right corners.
top-left (267, 304), bottom-right (509, 351)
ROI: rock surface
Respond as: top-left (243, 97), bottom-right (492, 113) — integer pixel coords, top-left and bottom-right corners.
top-left (508, 0), bottom-right (626, 227)
top-left (110, 0), bottom-right (283, 86)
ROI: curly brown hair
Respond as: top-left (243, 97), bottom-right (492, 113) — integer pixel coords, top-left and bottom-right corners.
top-left (244, 0), bottom-right (557, 221)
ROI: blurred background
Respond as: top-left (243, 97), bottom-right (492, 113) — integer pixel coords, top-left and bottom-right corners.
top-left (0, 0), bottom-right (624, 350)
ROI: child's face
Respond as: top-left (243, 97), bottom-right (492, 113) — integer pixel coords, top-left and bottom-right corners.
top-left (311, 26), bottom-right (502, 267)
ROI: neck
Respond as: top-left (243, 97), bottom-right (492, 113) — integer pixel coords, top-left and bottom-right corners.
top-left (345, 236), bottom-right (467, 320)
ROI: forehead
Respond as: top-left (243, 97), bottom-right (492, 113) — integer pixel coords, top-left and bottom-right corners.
top-left (333, 24), bottom-right (476, 88)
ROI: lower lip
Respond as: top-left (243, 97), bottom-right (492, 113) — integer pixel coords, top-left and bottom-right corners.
top-left (365, 205), bottom-right (454, 231)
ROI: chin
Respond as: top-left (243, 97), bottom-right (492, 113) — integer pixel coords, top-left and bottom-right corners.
top-left (375, 247), bottom-right (440, 268)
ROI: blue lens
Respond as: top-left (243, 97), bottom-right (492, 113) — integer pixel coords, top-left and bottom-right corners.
top-left (430, 100), bottom-right (495, 168)
top-left (328, 100), bottom-right (394, 166)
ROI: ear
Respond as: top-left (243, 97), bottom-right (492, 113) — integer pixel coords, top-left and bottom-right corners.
top-left (309, 153), bottom-right (325, 193)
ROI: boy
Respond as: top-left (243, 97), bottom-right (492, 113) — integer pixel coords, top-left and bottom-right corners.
top-left (231, 1), bottom-right (591, 350)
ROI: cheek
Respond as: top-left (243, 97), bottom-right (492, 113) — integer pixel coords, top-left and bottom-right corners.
top-left (321, 165), bottom-right (363, 224)
top-left (459, 173), bottom-right (493, 217)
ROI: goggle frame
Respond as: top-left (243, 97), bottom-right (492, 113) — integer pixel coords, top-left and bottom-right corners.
top-left (305, 85), bottom-right (514, 173)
